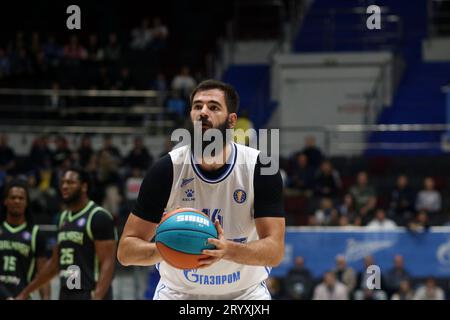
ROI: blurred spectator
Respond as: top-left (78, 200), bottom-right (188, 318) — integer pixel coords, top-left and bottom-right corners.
top-left (149, 17), bottom-right (169, 51)
top-left (86, 33), bottom-right (104, 63)
top-left (46, 81), bottom-right (65, 109)
top-left (312, 197), bottom-right (339, 226)
top-left (366, 208), bottom-right (397, 230)
top-left (0, 133), bottom-right (16, 173)
top-left (125, 167), bottom-right (144, 211)
top-left (104, 33), bottom-right (121, 63)
top-left (388, 174), bottom-right (415, 225)
top-left (413, 277), bottom-right (445, 300)
top-left (166, 90), bottom-right (187, 126)
top-left (76, 135), bottom-right (94, 168)
top-left (233, 110), bottom-right (255, 147)
top-left (354, 287), bottom-right (387, 300)
top-left (415, 177), bottom-right (442, 216)
top-left (385, 255), bottom-right (411, 297)
top-left (29, 135), bottom-right (53, 170)
top-left (171, 66), bottom-right (196, 99)
top-left (332, 255), bottom-right (356, 294)
top-left (43, 35), bottom-right (63, 67)
top-left (349, 171), bottom-right (377, 224)
top-left (130, 18), bottom-right (153, 50)
top-left (284, 256), bottom-right (314, 300)
top-left (312, 271), bottom-right (348, 300)
top-left (337, 193), bottom-right (361, 225)
top-left (408, 211), bottom-right (430, 233)
top-left (391, 280), bottom-right (414, 300)
top-left (52, 135), bottom-right (72, 168)
top-left (314, 159), bottom-right (342, 199)
top-left (150, 72), bottom-right (168, 106)
top-left (100, 134), bottom-right (122, 167)
top-left (96, 66), bottom-right (112, 90)
top-left (0, 48), bottom-right (11, 77)
top-left (301, 136), bottom-right (323, 169)
top-left (289, 153), bottom-right (315, 196)
top-left (63, 35), bottom-right (87, 64)
top-left (116, 67), bottom-right (133, 91)
top-left (125, 137), bottom-right (153, 171)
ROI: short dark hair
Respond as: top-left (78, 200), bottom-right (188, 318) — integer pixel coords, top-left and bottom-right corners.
top-left (1, 179), bottom-right (32, 223)
top-left (190, 79), bottom-right (239, 114)
top-left (63, 167), bottom-right (90, 188)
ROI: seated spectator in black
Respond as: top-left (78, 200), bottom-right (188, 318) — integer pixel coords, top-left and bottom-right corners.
top-left (0, 134), bottom-right (16, 174)
top-left (385, 255), bottom-right (411, 297)
top-left (313, 271), bottom-right (348, 300)
top-left (391, 279), bottom-right (414, 300)
top-left (100, 134), bottom-right (122, 167)
top-left (115, 67), bottom-right (133, 90)
top-left (413, 277), bottom-right (445, 300)
top-left (349, 171), bottom-right (377, 225)
top-left (46, 82), bottom-right (65, 110)
top-left (415, 177), bottom-right (442, 224)
top-left (266, 277), bottom-right (286, 300)
top-left (408, 211), bottom-right (430, 233)
top-left (52, 135), bottom-right (72, 168)
top-left (337, 193), bottom-right (361, 225)
top-left (366, 208), bottom-right (397, 231)
top-left (96, 66), bottom-right (112, 90)
top-left (314, 159), bottom-right (342, 199)
top-left (125, 137), bottom-right (153, 171)
top-left (284, 256), bottom-right (314, 300)
top-left (76, 135), bottom-right (94, 168)
top-left (301, 135), bottom-right (323, 169)
top-left (288, 153), bottom-right (315, 196)
top-left (104, 33), bottom-right (121, 63)
top-left (149, 72), bottom-right (168, 106)
top-left (388, 174), bottom-right (415, 225)
top-left (312, 197), bottom-right (339, 226)
top-left (28, 135), bottom-right (53, 170)
top-left (332, 255), bottom-right (356, 294)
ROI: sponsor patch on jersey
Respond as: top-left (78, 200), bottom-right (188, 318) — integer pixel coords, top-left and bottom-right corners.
top-left (180, 177), bottom-right (194, 188)
top-left (22, 231), bottom-right (31, 241)
top-left (233, 189), bottom-right (247, 204)
top-left (182, 189), bottom-right (195, 201)
top-left (77, 217), bottom-right (86, 227)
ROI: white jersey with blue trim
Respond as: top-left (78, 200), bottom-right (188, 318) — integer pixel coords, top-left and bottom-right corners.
top-left (158, 142), bottom-right (271, 295)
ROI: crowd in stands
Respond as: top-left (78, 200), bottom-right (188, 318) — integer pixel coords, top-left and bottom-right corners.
top-left (282, 135), bottom-right (450, 229)
top-left (268, 254), bottom-right (448, 300)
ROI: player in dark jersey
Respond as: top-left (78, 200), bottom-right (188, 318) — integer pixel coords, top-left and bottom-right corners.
top-left (0, 180), bottom-right (49, 300)
top-left (17, 168), bottom-right (117, 300)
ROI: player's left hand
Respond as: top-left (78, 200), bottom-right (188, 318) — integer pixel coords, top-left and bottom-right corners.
top-left (199, 220), bottom-right (229, 268)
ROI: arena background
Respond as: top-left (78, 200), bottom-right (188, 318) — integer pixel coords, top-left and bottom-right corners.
top-left (1, 0), bottom-right (450, 300)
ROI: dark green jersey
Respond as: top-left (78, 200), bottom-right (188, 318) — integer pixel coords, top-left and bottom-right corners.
top-left (0, 221), bottom-right (45, 298)
top-left (57, 200), bottom-right (117, 294)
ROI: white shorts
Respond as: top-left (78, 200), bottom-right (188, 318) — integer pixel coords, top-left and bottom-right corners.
top-left (153, 281), bottom-right (271, 300)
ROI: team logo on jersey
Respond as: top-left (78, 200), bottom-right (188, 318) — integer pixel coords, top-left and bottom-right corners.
top-left (233, 189), bottom-right (247, 204)
top-left (180, 177), bottom-right (194, 188)
top-left (182, 189), bottom-right (195, 201)
top-left (77, 218), bottom-right (86, 227)
top-left (22, 231), bottom-right (31, 240)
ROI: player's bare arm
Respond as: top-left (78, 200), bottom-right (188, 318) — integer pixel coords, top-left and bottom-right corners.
top-left (117, 213), bottom-right (162, 266)
top-left (16, 247), bottom-right (59, 300)
top-left (92, 240), bottom-right (116, 300)
top-left (36, 257), bottom-right (51, 300)
top-left (202, 217), bottom-right (285, 267)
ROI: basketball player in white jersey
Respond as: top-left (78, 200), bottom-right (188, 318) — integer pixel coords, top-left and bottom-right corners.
top-left (117, 80), bottom-right (285, 300)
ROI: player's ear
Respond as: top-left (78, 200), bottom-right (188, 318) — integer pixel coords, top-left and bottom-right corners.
top-left (228, 113), bottom-right (237, 129)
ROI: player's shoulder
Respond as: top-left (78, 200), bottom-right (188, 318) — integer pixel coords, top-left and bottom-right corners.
top-left (168, 144), bottom-right (190, 164)
top-left (234, 142), bottom-right (260, 157)
top-left (90, 203), bottom-right (114, 220)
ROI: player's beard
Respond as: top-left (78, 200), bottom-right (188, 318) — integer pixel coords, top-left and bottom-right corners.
top-left (62, 186), bottom-right (83, 206)
top-left (189, 117), bottom-right (231, 156)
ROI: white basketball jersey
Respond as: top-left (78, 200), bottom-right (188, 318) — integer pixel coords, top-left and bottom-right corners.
top-left (157, 142), bottom-right (271, 295)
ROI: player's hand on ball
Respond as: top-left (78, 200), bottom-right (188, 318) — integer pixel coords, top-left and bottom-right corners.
top-left (200, 220), bottom-right (228, 268)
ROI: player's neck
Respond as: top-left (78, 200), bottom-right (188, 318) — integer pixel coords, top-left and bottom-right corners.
top-left (5, 214), bottom-right (26, 227)
top-left (68, 197), bottom-right (90, 213)
top-left (198, 142), bottom-right (232, 171)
